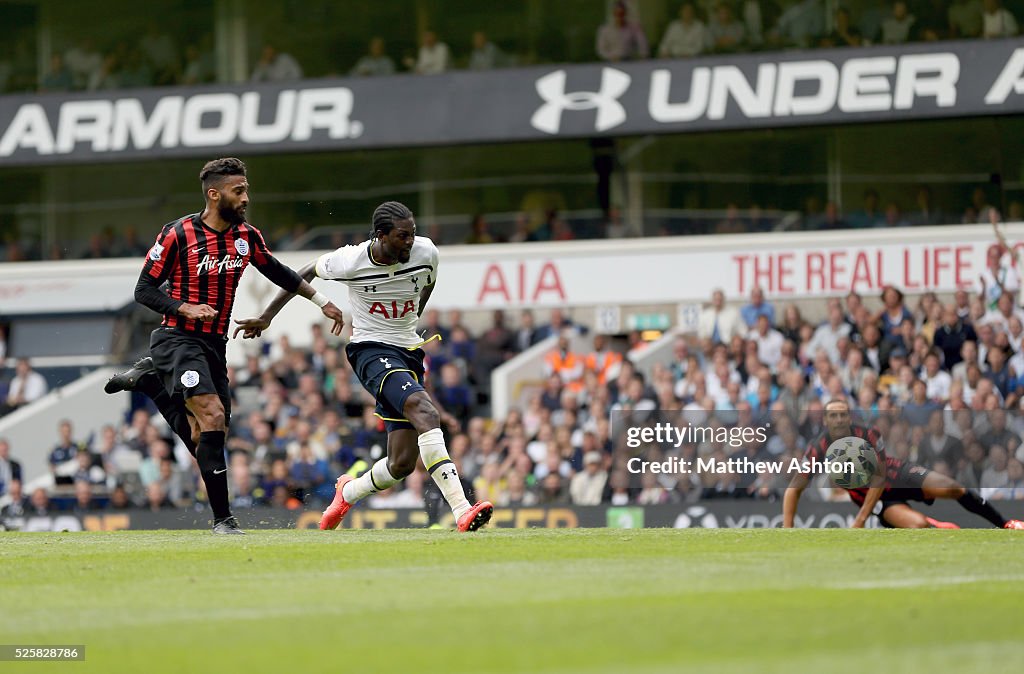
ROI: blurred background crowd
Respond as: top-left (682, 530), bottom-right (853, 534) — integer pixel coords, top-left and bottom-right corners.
top-left (5, 263), bottom-right (1024, 519)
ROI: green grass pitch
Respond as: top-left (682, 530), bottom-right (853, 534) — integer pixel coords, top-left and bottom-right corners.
top-left (2, 528), bottom-right (1023, 673)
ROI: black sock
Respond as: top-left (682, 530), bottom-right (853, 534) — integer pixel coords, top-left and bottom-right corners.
top-left (197, 431), bottom-right (231, 521)
top-left (957, 491), bottom-right (1007, 528)
top-left (140, 375), bottom-right (197, 457)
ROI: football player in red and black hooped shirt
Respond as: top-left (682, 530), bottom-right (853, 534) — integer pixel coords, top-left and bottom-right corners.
top-left (783, 398), bottom-right (1024, 529)
top-left (106, 158), bottom-right (343, 534)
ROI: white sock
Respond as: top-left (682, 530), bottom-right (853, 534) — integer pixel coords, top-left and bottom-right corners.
top-left (342, 458), bottom-right (400, 504)
top-left (419, 428), bottom-right (471, 519)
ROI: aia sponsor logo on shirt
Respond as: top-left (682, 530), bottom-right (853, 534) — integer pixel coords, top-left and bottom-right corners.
top-left (196, 254), bottom-right (245, 275)
top-left (368, 300), bottom-right (416, 319)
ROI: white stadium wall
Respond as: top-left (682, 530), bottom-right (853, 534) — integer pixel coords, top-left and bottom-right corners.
top-left (0, 223), bottom-right (1021, 368)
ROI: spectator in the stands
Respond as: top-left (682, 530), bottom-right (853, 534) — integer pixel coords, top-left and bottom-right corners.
top-left (658, 2), bottom-right (709, 58)
top-left (405, 31), bottom-right (450, 75)
top-left (982, 0), bottom-right (1019, 37)
top-left (107, 484), bottom-right (133, 510)
top-left (848, 189), bottom-right (885, 229)
top-left (882, 1), bottom-right (916, 43)
top-left (708, 1), bottom-right (747, 52)
top-left (740, 286), bottom-right (775, 329)
top-left (464, 214), bottom-right (495, 244)
top-left (472, 310), bottom-right (517, 402)
top-left (72, 447), bottom-right (105, 485)
top-left (819, 6), bottom-right (862, 47)
top-left (741, 0), bottom-right (765, 46)
top-left (115, 226), bottom-right (149, 258)
top-left (64, 38), bottom-right (102, 89)
top-left (934, 305), bottom-right (977, 369)
top-left (1, 480), bottom-right (26, 518)
top-left (908, 186), bottom-right (944, 226)
top-left (884, 201), bottom-right (910, 227)
top-left (569, 451), bottom-right (607, 505)
top-left (971, 187), bottom-right (998, 223)
top-left (140, 21), bottom-right (179, 85)
top-left (698, 289), bottom-right (744, 346)
top-left (118, 47), bottom-right (154, 88)
top-left (878, 286), bottom-right (913, 344)
top-left (922, 350), bottom-right (953, 402)
top-left (515, 310), bottom-right (543, 351)
top-left (139, 437), bottom-right (171, 487)
top-left (351, 37), bottom-right (396, 77)
top-left (251, 44), bottom-right (303, 81)
top-left (87, 53), bottom-right (120, 91)
top-left (597, 1), bottom-right (649, 61)
top-left (535, 308), bottom-right (583, 341)
top-left (27, 487), bottom-right (50, 516)
top-left (819, 201), bottom-right (847, 230)
top-left (544, 333), bottom-right (585, 392)
top-left (585, 334), bottom-right (624, 386)
top-left (72, 479), bottom-right (99, 513)
top-left (181, 43), bottom-right (214, 85)
top-left (991, 458), bottom-right (1024, 499)
top-left (748, 315), bottom-right (785, 369)
top-left (949, 0), bottom-right (984, 37)
top-left (4, 358), bottom-right (48, 413)
top-left (436, 363), bottom-right (474, 428)
top-left (80, 233), bottom-right (112, 259)
top-left (40, 53), bottom-right (73, 91)
top-left (983, 292), bottom-right (1024, 335)
top-left (93, 424), bottom-right (138, 480)
top-left (0, 438), bottom-right (21, 496)
top-left (230, 459), bottom-right (257, 509)
top-left (771, 0), bottom-right (825, 48)
top-left (986, 345), bottom-right (1014, 399)
top-left (975, 243), bottom-right (1020, 310)
top-left (49, 420), bottom-right (83, 472)
top-left (290, 443), bottom-right (331, 502)
top-left (145, 482), bottom-right (173, 511)
top-left (469, 31), bottom-right (505, 70)
top-left (806, 303), bottom-right (847, 364)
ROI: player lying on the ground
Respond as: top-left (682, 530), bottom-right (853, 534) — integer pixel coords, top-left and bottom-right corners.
top-left (784, 398), bottom-right (1024, 530)
top-left (105, 157), bottom-right (344, 535)
top-left (233, 200), bottom-right (493, 532)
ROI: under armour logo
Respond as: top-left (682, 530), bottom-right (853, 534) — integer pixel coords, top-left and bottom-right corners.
top-left (441, 470), bottom-right (452, 480)
top-left (364, 285), bottom-right (377, 293)
top-left (402, 382), bottom-right (412, 390)
top-left (531, 67), bottom-right (630, 135)
top-left (379, 357), bottom-right (392, 369)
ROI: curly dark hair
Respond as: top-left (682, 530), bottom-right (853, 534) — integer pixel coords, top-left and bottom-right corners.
top-left (199, 157), bottom-right (247, 190)
top-left (371, 201), bottom-right (413, 238)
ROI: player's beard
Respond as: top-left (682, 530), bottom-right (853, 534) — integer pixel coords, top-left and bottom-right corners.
top-left (219, 200), bottom-right (246, 225)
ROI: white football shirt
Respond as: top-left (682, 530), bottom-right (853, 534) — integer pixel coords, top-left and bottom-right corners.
top-left (315, 236), bottom-right (438, 349)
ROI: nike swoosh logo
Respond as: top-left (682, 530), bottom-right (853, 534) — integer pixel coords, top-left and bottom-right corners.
top-left (213, 468), bottom-right (227, 475)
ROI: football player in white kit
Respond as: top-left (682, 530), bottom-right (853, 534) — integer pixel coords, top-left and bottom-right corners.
top-left (233, 201), bottom-right (493, 532)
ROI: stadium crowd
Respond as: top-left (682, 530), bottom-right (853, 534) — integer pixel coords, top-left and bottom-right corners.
top-left (2, 1), bottom-right (1021, 95)
top-left (4, 268), bottom-right (1024, 521)
top-left (2, 184), bottom-right (1020, 264)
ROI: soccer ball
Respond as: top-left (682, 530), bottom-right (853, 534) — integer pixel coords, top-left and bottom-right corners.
top-left (825, 436), bottom-right (879, 489)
